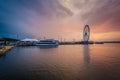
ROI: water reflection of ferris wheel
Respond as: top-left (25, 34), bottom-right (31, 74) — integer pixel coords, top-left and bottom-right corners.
top-left (83, 45), bottom-right (90, 64)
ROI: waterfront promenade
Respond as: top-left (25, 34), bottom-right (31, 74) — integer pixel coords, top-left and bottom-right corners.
top-left (0, 46), bottom-right (14, 56)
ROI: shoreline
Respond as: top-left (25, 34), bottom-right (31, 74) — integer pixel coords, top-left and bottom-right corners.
top-left (0, 46), bottom-right (14, 56)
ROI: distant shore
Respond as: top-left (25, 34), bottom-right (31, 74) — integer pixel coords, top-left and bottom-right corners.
top-left (103, 41), bottom-right (120, 43)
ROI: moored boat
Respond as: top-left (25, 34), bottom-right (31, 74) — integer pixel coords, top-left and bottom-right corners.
top-left (36, 39), bottom-right (59, 46)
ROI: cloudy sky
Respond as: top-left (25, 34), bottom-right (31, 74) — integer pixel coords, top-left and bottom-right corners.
top-left (0, 0), bottom-right (120, 41)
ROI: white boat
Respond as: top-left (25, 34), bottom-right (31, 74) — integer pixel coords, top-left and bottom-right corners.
top-left (36, 39), bottom-right (59, 46)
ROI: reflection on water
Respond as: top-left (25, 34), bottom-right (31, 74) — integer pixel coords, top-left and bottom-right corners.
top-left (83, 45), bottom-right (90, 64)
top-left (37, 45), bottom-right (58, 49)
top-left (0, 44), bottom-right (120, 80)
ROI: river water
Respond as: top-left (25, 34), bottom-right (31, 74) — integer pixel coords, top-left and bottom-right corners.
top-left (0, 43), bottom-right (120, 80)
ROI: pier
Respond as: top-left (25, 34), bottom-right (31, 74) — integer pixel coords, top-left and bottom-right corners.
top-left (0, 34), bottom-right (19, 56)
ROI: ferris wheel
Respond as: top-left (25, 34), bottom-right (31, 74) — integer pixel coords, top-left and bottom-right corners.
top-left (83, 25), bottom-right (90, 41)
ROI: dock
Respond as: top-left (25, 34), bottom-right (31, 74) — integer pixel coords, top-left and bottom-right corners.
top-left (0, 46), bottom-right (14, 56)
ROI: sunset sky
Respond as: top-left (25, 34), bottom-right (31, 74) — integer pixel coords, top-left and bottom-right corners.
top-left (0, 0), bottom-right (120, 41)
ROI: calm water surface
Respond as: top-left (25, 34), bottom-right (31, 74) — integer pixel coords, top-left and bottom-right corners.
top-left (0, 44), bottom-right (120, 80)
